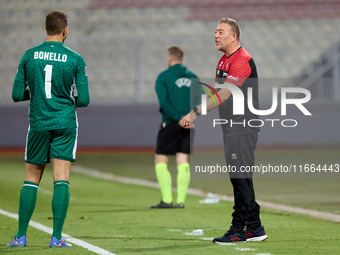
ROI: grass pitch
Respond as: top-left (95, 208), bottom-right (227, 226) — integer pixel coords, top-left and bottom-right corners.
top-left (74, 148), bottom-right (340, 214)
top-left (1, 149), bottom-right (340, 254)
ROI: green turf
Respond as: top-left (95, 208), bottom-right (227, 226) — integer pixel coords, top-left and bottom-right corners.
top-left (3, 149), bottom-right (338, 214)
top-left (1, 154), bottom-right (340, 254)
top-left (72, 148), bottom-right (340, 214)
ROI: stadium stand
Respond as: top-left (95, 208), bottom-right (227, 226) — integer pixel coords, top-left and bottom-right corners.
top-left (287, 42), bottom-right (340, 102)
top-left (1, 0), bottom-right (340, 104)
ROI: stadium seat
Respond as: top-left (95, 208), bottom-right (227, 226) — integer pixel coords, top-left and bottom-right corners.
top-left (1, 1), bottom-right (340, 104)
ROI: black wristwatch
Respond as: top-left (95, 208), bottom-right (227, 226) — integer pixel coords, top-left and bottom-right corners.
top-left (193, 107), bottom-right (200, 116)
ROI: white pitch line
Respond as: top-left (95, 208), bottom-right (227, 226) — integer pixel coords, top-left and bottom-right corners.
top-left (71, 165), bottom-right (340, 223)
top-left (0, 209), bottom-right (115, 255)
top-left (215, 242), bottom-right (236, 246)
top-left (235, 247), bottom-right (256, 251)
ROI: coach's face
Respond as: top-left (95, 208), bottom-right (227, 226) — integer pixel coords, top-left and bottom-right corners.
top-left (214, 23), bottom-right (235, 53)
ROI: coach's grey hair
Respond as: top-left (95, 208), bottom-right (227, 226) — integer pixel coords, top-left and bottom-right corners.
top-left (218, 18), bottom-right (240, 41)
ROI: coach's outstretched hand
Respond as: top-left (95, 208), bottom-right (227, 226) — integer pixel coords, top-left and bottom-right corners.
top-left (179, 111), bottom-right (197, 129)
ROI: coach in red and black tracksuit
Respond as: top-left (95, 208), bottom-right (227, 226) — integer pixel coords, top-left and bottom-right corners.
top-left (180, 18), bottom-right (268, 243)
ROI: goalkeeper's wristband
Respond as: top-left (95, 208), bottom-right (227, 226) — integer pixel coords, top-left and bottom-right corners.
top-left (193, 107), bottom-right (200, 116)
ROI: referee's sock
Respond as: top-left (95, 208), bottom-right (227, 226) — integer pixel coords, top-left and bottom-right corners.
top-left (155, 163), bottom-right (172, 203)
top-left (176, 163), bottom-right (190, 204)
top-left (52, 181), bottom-right (70, 240)
top-left (17, 181), bottom-right (39, 238)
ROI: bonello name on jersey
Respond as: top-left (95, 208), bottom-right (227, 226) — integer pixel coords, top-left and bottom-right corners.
top-left (34, 51), bottom-right (67, 62)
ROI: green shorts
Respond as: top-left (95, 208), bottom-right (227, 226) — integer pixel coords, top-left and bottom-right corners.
top-left (25, 127), bottom-right (78, 165)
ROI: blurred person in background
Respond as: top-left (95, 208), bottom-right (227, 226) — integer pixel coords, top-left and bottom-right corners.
top-left (151, 46), bottom-right (201, 209)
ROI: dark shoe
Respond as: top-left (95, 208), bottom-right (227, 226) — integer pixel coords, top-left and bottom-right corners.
top-left (213, 226), bottom-right (246, 243)
top-left (245, 225), bottom-right (268, 241)
top-left (150, 201), bottom-right (173, 209)
top-left (175, 203), bottom-right (185, 208)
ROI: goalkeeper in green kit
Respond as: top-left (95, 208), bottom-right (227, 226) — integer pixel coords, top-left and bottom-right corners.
top-left (7, 10), bottom-right (89, 248)
top-left (151, 46), bottom-right (201, 209)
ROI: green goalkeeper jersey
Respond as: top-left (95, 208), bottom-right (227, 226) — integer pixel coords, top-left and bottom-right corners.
top-left (14, 41), bottom-right (89, 131)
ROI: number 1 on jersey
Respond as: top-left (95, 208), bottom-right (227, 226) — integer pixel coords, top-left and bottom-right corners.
top-left (44, 64), bottom-right (53, 98)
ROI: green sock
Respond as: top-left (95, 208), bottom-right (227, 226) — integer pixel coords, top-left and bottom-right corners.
top-left (177, 163), bottom-right (190, 204)
top-left (52, 181), bottom-right (70, 240)
top-left (17, 181), bottom-right (39, 238)
top-left (155, 163), bottom-right (172, 203)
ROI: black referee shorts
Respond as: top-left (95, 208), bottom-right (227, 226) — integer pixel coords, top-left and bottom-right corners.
top-left (156, 122), bottom-right (194, 155)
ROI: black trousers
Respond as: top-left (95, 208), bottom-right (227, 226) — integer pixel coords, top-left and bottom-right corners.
top-left (223, 133), bottom-right (261, 230)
